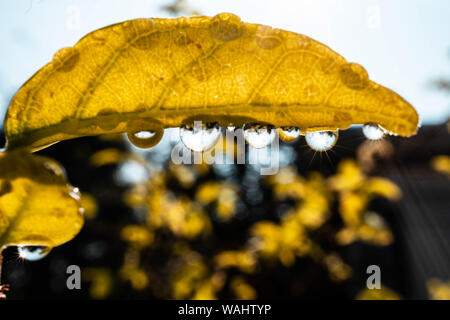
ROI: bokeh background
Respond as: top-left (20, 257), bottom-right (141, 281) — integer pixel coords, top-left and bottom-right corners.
top-left (0, 0), bottom-right (449, 299)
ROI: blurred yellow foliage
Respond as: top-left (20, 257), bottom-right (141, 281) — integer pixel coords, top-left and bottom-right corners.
top-left (79, 192), bottom-right (98, 220)
top-left (171, 258), bottom-right (214, 299)
top-left (431, 155), bottom-right (450, 177)
top-left (324, 253), bottom-right (352, 282)
top-left (90, 148), bottom-right (125, 167)
top-left (117, 156), bottom-right (402, 298)
top-left (269, 166), bottom-right (305, 200)
top-left (196, 181), bottom-right (239, 221)
top-left (148, 195), bottom-right (211, 238)
top-left (214, 250), bottom-right (257, 273)
top-left (356, 285), bottom-right (401, 300)
top-left (427, 278), bottom-right (450, 300)
top-left (230, 276), bottom-right (257, 300)
top-left (169, 164), bottom-right (197, 188)
top-left (251, 217), bottom-right (310, 266)
top-left (83, 268), bottom-right (114, 299)
top-left (119, 265), bottom-right (149, 290)
top-left (330, 159), bottom-right (400, 246)
top-left (121, 225), bottom-right (154, 248)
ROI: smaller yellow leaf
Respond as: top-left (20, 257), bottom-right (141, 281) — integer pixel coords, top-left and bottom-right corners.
top-left (0, 150), bottom-right (84, 250)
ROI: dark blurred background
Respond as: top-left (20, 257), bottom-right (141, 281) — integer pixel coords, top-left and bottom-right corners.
top-left (1, 122), bottom-right (449, 299)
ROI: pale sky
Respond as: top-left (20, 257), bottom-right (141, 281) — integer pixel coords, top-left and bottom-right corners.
top-left (0, 0), bottom-right (449, 126)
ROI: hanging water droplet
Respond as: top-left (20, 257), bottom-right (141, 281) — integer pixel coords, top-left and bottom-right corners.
top-left (305, 130), bottom-right (338, 151)
top-left (362, 123), bottom-right (385, 140)
top-left (127, 128), bottom-right (164, 149)
top-left (243, 124), bottom-right (276, 149)
top-left (18, 245), bottom-right (51, 261)
top-left (279, 127), bottom-right (300, 142)
top-left (69, 187), bottom-right (80, 201)
top-left (180, 121), bottom-right (221, 152)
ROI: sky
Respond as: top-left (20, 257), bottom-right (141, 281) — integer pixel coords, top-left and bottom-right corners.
top-left (0, 0), bottom-right (449, 126)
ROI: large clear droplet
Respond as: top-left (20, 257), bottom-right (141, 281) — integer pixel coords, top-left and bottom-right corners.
top-left (180, 121), bottom-right (221, 152)
top-left (362, 123), bottom-right (385, 140)
top-left (279, 127), bottom-right (300, 142)
top-left (243, 124), bottom-right (276, 149)
top-left (127, 128), bottom-right (164, 149)
top-left (18, 245), bottom-right (51, 261)
top-left (305, 130), bottom-right (338, 151)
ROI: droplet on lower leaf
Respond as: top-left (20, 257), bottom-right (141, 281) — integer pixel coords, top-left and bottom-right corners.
top-left (69, 187), bottom-right (80, 201)
top-left (243, 124), bottom-right (276, 149)
top-left (18, 245), bottom-right (51, 261)
top-left (305, 130), bottom-right (338, 151)
top-left (127, 128), bottom-right (164, 148)
top-left (279, 127), bottom-right (300, 142)
top-left (362, 123), bottom-right (385, 140)
top-left (180, 121), bottom-right (221, 152)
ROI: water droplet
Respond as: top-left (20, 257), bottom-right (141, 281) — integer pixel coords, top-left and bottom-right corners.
top-left (18, 245), bottom-right (51, 261)
top-left (305, 130), bottom-right (338, 151)
top-left (362, 123), bottom-right (385, 140)
top-left (69, 187), bottom-right (81, 201)
top-left (243, 124), bottom-right (276, 149)
top-left (279, 127), bottom-right (300, 142)
top-left (180, 121), bottom-right (221, 152)
top-left (127, 128), bottom-right (164, 149)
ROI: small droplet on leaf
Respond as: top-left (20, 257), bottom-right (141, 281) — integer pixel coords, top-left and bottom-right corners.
top-left (127, 128), bottom-right (164, 149)
top-left (305, 130), bottom-right (338, 151)
top-left (243, 124), bottom-right (276, 149)
top-left (69, 187), bottom-right (81, 201)
top-left (362, 123), bottom-right (385, 140)
top-left (180, 122), bottom-right (221, 152)
top-left (279, 127), bottom-right (300, 142)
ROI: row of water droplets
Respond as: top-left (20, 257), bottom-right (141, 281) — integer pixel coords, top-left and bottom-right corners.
top-left (128, 122), bottom-right (385, 152)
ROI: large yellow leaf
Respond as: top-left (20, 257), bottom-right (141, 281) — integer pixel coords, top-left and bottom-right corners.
top-left (4, 13), bottom-right (418, 151)
top-left (0, 150), bottom-right (84, 249)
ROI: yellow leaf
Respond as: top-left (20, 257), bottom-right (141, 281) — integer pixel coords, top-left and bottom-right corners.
top-left (5, 13), bottom-right (418, 151)
top-left (0, 150), bottom-right (84, 249)
top-left (355, 286), bottom-right (401, 300)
